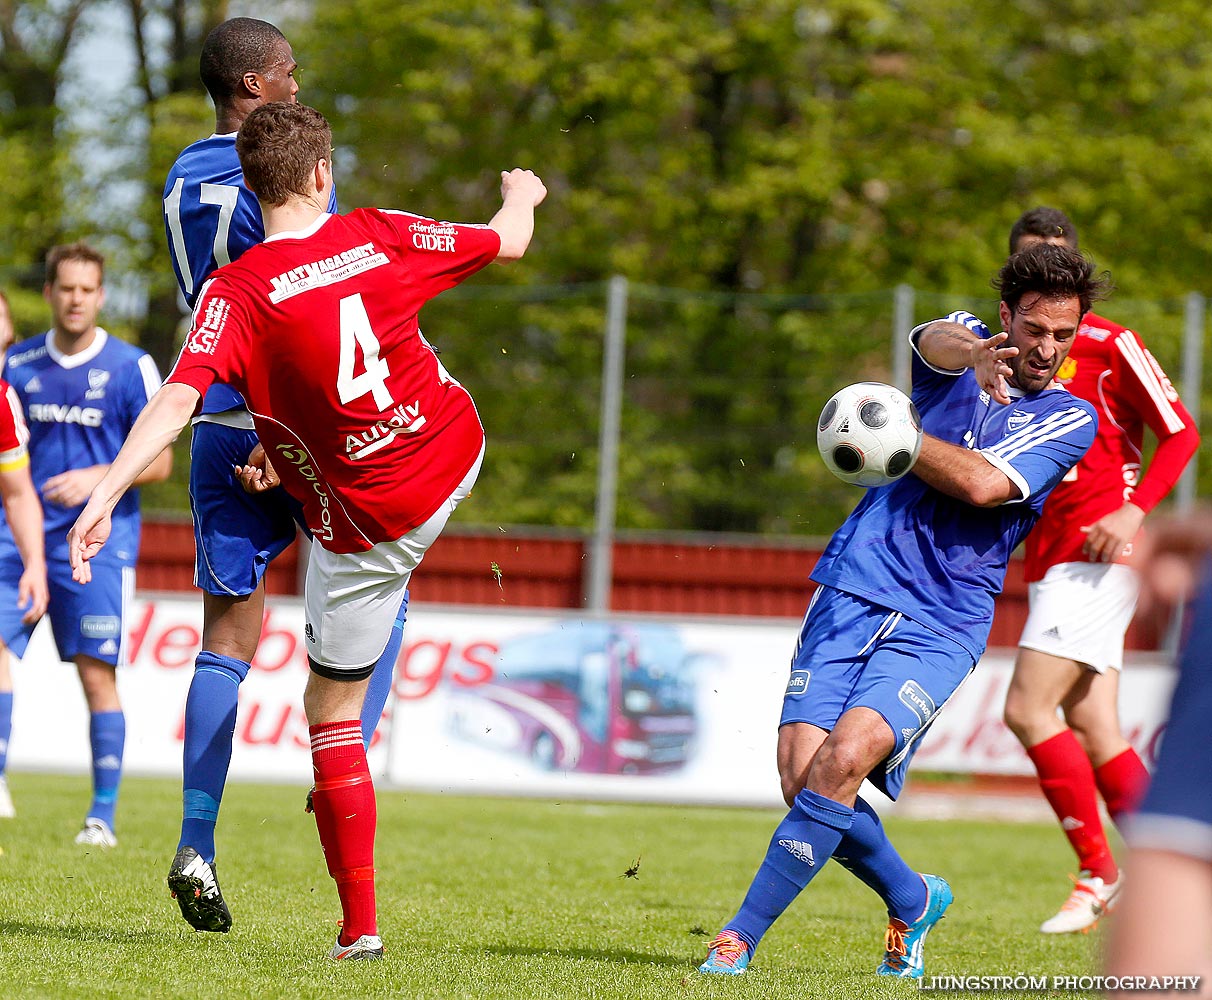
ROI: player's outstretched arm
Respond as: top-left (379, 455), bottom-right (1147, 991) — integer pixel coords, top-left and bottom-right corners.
top-left (912, 434), bottom-right (1021, 508)
top-left (0, 467), bottom-right (47, 623)
top-left (489, 168), bottom-right (547, 262)
top-left (916, 320), bottom-right (1018, 405)
top-left (68, 382), bottom-right (200, 583)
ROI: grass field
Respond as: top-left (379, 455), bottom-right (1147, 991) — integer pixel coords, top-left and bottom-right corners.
top-left (0, 773), bottom-right (1108, 999)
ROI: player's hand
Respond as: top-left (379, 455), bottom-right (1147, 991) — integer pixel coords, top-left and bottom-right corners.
top-left (234, 442), bottom-right (280, 494)
top-left (970, 331), bottom-right (1017, 406)
top-left (16, 566), bottom-right (47, 624)
top-left (500, 168), bottom-right (547, 208)
top-left (1081, 502), bottom-right (1146, 563)
top-left (42, 465), bottom-right (107, 508)
top-left (67, 504), bottom-right (113, 584)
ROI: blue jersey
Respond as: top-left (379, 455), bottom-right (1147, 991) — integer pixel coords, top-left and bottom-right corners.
top-left (1, 329), bottom-right (162, 554)
top-left (811, 325), bottom-right (1097, 660)
top-left (163, 132), bottom-right (338, 414)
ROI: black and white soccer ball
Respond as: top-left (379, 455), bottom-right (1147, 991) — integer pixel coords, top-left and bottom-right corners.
top-left (817, 382), bottom-right (923, 488)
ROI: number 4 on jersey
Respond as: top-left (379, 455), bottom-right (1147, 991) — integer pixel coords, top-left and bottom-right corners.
top-left (338, 293), bottom-right (392, 410)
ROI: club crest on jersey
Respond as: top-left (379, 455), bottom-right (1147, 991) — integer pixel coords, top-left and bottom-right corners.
top-left (1056, 357), bottom-right (1077, 382)
top-left (86, 368), bottom-right (110, 399)
top-left (345, 399), bottom-right (428, 461)
top-left (1007, 409), bottom-right (1034, 431)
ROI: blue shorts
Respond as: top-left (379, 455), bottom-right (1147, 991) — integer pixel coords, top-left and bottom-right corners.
top-left (190, 421), bottom-right (307, 597)
top-left (1126, 566), bottom-right (1212, 861)
top-left (0, 535), bottom-right (132, 665)
top-left (780, 585), bottom-right (975, 800)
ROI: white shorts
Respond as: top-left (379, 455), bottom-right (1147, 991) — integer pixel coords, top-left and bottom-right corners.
top-left (303, 447), bottom-right (483, 678)
top-left (1019, 561), bottom-right (1139, 674)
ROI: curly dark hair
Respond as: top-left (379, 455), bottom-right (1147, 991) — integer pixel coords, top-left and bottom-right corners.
top-left (993, 242), bottom-right (1110, 318)
top-left (199, 17), bottom-right (287, 105)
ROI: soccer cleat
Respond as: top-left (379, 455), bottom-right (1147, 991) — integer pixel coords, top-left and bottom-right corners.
top-left (305, 784), bottom-right (315, 814)
top-left (74, 818), bottom-right (117, 848)
top-left (168, 845), bottom-right (233, 933)
top-left (698, 930), bottom-right (751, 975)
top-left (329, 933), bottom-right (384, 961)
top-left (877, 873), bottom-right (953, 978)
top-left (0, 775), bottom-right (14, 819)
top-left (1039, 871), bottom-right (1122, 934)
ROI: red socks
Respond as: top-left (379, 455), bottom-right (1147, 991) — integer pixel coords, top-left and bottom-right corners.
top-left (1094, 746), bottom-right (1150, 824)
top-left (310, 720), bottom-right (378, 944)
top-left (1027, 730), bottom-right (1117, 882)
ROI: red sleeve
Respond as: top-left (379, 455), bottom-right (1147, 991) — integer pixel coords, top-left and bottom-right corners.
top-left (376, 209), bottom-right (502, 296)
top-left (0, 381), bottom-right (27, 470)
top-left (167, 278), bottom-right (250, 400)
top-left (1112, 330), bottom-right (1201, 511)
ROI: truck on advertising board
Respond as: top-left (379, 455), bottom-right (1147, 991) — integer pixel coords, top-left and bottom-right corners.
top-left (447, 621), bottom-right (700, 774)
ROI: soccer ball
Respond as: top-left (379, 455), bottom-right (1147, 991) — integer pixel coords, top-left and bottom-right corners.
top-left (817, 382), bottom-right (923, 488)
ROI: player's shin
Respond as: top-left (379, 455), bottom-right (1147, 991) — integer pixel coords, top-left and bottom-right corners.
top-left (724, 789), bottom-right (855, 953)
top-left (309, 720), bottom-right (378, 943)
top-left (88, 709), bottom-right (125, 828)
top-left (1094, 747), bottom-right (1149, 825)
top-left (179, 651), bottom-right (250, 861)
top-left (832, 795), bottom-right (927, 922)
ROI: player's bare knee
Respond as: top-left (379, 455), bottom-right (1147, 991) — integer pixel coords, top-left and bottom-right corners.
top-left (1002, 689), bottom-right (1035, 739)
top-left (807, 739), bottom-right (873, 798)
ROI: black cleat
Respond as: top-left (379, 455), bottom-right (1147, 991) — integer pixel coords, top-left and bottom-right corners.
top-left (168, 846), bottom-right (233, 933)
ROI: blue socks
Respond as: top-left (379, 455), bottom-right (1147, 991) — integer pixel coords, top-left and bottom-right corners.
top-left (0, 690), bottom-right (12, 775)
top-left (361, 590), bottom-right (408, 749)
top-left (179, 651), bottom-right (249, 861)
top-left (87, 709), bottom-right (125, 829)
top-left (726, 789), bottom-right (855, 952)
top-left (178, 593), bottom-right (408, 862)
top-left (832, 795), bottom-right (927, 922)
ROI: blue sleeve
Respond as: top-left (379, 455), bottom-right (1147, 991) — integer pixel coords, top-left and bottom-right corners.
top-left (981, 399), bottom-right (1097, 509)
top-left (908, 320), bottom-right (973, 414)
top-left (121, 352), bottom-right (162, 431)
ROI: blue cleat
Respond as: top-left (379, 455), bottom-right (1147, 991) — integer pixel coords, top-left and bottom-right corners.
top-left (698, 930), bottom-right (751, 975)
top-left (876, 873), bottom-right (953, 978)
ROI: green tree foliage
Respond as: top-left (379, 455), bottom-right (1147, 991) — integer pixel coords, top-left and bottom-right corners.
top-left (0, 0), bottom-right (91, 289)
top-left (286, 1), bottom-right (1210, 533)
top-left (14, 1), bottom-right (1207, 531)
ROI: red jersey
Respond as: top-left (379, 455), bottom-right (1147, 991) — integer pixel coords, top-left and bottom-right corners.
top-left (1023, 312), bottom-right (1200, 581)
top-left (169, 208), bottom-right (501, 553)
top-left (0, 379), bottom-right (29, 473)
